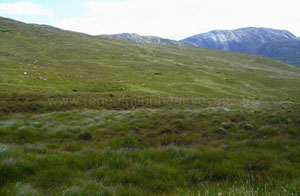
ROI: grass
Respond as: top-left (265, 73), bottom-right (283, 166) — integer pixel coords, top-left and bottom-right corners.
top-left (1, 16), bottom-right (300, 195)
top-left (0, 104), bottom-right (300, 195)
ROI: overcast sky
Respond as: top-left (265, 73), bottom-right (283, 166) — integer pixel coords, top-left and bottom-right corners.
top-left (0, 0), bottom-right (299, 40)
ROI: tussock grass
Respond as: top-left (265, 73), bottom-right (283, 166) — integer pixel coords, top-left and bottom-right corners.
top-left (0, 104), bottom-right (300, 195)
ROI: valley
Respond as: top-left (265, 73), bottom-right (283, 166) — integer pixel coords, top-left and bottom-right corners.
top-left (1, 17), bottom-right (300, 196)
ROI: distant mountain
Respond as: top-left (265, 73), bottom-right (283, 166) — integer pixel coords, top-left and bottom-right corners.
top-left (182, 27), bottom-right (300, 66)
top-left (99, 33), bottom-right (195, 47)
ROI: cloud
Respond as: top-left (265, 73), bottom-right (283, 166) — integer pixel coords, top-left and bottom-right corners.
top-left (0, 1), bottom-right (52, 16)
top-left (55, 0), bottom-right (300, 39)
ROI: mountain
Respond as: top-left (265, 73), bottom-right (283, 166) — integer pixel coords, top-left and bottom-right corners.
top-left (182, 27), bottom-right (300, 66)
top-left (99, 33), bottom-right (194, 47)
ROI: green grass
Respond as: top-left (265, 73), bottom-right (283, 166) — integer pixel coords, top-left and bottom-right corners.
top-left (0, 105), bottom-right (300, 195)
top-left (1, 16), bottom-right (300, 195)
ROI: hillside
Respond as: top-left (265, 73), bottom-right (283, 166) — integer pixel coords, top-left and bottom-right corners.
top-left (182, 27), bottom-right (300, 66)
top-left (1, 17), bottom-right (300, 196)
top-left (98, 33), bottom-right (194, 47)
top-left (1, 17), bottom-right (300, 105)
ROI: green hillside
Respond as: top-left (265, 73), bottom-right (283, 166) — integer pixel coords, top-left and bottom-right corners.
top-left (1, 17), bottom-right (300, 102)
top-left (1, 17), bottom-right (300, 196)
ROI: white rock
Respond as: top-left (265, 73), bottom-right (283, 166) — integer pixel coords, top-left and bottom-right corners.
top-left (24, 72), bottom-right (27, 75)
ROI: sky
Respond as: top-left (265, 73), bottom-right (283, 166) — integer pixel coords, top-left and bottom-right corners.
top-left (0, 0), bottom-right (299, 40)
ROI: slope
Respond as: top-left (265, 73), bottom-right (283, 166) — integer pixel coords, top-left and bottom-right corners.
top-left (257, 40), bottom-right (300, 66)
top-left (1, 17), bottom-right (300, 105)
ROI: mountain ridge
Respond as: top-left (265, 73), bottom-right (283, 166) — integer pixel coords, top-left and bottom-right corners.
top-left (98, 33), bottom-right (195, 47)
top-left (2, 16), bottom-right (299, 65)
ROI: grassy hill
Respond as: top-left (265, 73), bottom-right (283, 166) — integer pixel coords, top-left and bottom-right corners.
top-left (1, 17), bottom-right (300, 195)
top-left (1, 17), bottom-right (300, 102)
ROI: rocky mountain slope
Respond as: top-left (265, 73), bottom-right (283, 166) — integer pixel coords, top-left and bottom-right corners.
top-left (99, 33), bottom-right (194, 47)
top-left (182, 27), bottom-right (300, 66)
top-left (257, 40), bottom-right (300, 66)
